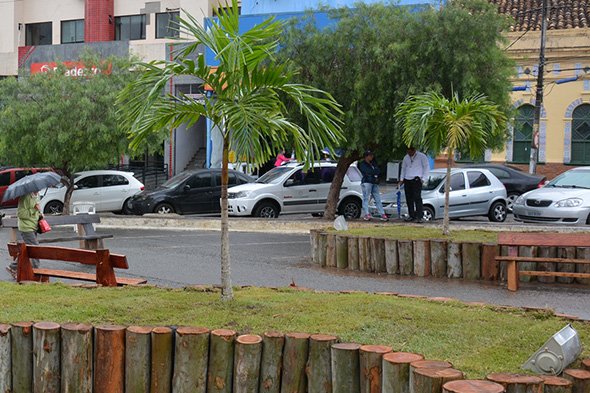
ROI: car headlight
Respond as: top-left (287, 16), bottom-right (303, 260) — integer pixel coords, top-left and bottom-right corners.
top-left (553, 198), bottom-right (583, 208)
top-left (514, 195), bottom-right (525, 205)
top-left (231, 191), bottom-right (251, 199)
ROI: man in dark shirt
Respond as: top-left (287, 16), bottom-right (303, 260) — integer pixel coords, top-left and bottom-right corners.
top-left (358, 150), bottom-right (388, 221)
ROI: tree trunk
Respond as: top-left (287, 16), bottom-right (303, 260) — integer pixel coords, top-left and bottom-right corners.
top-left (359, 345), bottom-right (392, 393)
top-left (348, 237), bottom-right (360, 271)
top-left (61, 323), bottom-right (93, 393)
top-left (220, 134), bottom-right (233, 300)
top-left (33, 322), bottom-right (61, 393)
top-left (151, 327), bottom-right (173, 393)
top-left (326, 233), bottom-right (337, 268)
top-left (280, 333), bottom-right (310, 393)
top-left (331, 343), bottom-right (361, 393)
top-left (207, 329), bottom-right (236, 393)
top-left (259, 332), bottom-right (285, 393)
top-left (575, 247), bottom-right (590, 285)
top-left (413, 240), bottom-right (430, 277)
top-left (307, 334), bottom-right (338, 393)
top-left (443, 380), bottom-right (505, 393)
top-left (60, 170), bottom-right (75, 215)
top-left (409, 360), bottom-right (452, 393)
top-left (398, 240), bottom-right (414, 276)
top-left (125, 326), bottom-right (151, 393)
top-left (540, 375), bottom-right (572, 393)
top-left (486, 373), bottom-right (544, 393)
top-left (382, 352), bottom-right (424, 393)
top-left (94, 325), bottom-right (126, 393)
top-left (443, 151), bottom-right (453, 236)
top-left (234, 335), bottom-right (263, 393)
top-left (324, 156), bottom-right (358, 219)
top-left (557, 247), bottom-right (576, 284)
top-left (173, 326), bottom-right (210, 393)
top-left (385, 239), bottom-right (399, 275)
top-left (447, 243), bottom-right (462, 278)
top-left (563, 369), bottom-right (590, 393)
top-left (412, 368), bottom-right (464, 393)
top-left (0, 324), bottom-right (11, 393)
top-left (11, 322), bottom-right (33, 393)
top-left (336, 235), bottom-right (349, 269)
top-left (462, 242), bottom-right (481, 281)
top-left (430, 240), bottom-right (447, 278)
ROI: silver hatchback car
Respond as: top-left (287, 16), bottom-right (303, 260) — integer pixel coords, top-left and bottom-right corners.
top-left (513, 167), bottom-right (590, 225)
top-left (372, 168), bottom-right (508, 222)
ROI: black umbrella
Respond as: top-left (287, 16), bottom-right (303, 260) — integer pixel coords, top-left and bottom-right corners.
top-left (2, 172), bottom-right (62, 202)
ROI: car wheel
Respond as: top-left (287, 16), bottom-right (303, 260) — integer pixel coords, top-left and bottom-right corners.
top-left (506, 193), bottom-right (520, 212)
top-left (254, 201), bottom-right (280, 218)
top-left (122, 198), bottom-right (133, 215)
top-left (154, 203), bottom-right (175, 215)
top-left (423, 206), bottom-right (435, 222)
top-left (338, 198), bottom-right (361, 219)
top-left (488, 201), bottom-right (507, 222)
top-left (44, 201), bottom-right (64, 215)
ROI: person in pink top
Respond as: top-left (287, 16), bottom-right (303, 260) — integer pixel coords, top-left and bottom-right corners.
top-left (274, 149), bottom-right (291, 167)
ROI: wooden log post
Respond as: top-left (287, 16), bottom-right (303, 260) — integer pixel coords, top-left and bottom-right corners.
top-left (575, 247), bottom-right (590, 285)
top-left (563, 369), bottom-right (590, 393)
top-left (307, 334), bottom-right (338, 393)
top-left (413, 368), bottom-right (464, 393)
top-left (382, 352), bottom-right (424, 393)
top-left (280, 333), bottom-right (310, 393)
top-left (500, 246), bottom-right (509, 282)
top-left (311, 230), bottom-right (320, 265)
top-left (398, 240), bottom-right (414, 276)
top-left (259, 332), bottom-right (285, 393)
top-left (359, 345), bottom-right (392, 393)
top-left (336, 235), bottom-right (349, 269)
top-left (234, 334), bottom-right (263, 393)
top-left (371, 238), bottom-right (387, 273)
top-left (447, 243), bottom-right (462, 278)
top-left (94, 325), bottom-right (126, 393)
top-left (557, 247), bottom-right (576, 284)
top-left (443, 380), bottom-right (506, 393)
top-left (331, 343), bottom-right (361, 393)
top-left (385, 239), bottom-right (399, 275)
top-left (409, 360), bottom-right (452, 393)
top-left (61, 323), bottom-right (93, 393)
top-left (208, 329), bottom-right (237, 393)
top-left (348, 237), bottom-right (360, 271)
top-left (481, 244), bottom-right (500, 281)
top-left (125, 326), bottom-right (151, 393)
top-left (173, 327), bottom-right (210, 393)
top-left (536, 247), bottom-right (557, 284)
top-left (583, 358), bottom-right (590, 371)
top-left (151, 327), bottom-right (173, 393)
top-left (518, 246), bottom-right (536, 283)
top-left (462, 242), bottom-right (481, 281)
top-left (487, 373), bottom-right (544, 393)
top-left (12, 322), bottom-right (33, 393)
top-left (326, 233), bottom-right (337, 268)
top-left (540, 376), bottom-right (572, 393)
top-left (0, 325), bottom-right (11, 393)
top-left (359, 237), bottom-right (373, 272)
top-left (33, 322), bottom-right (61, 393)
top-left (430, 240), bottom-right (447, 278)
top-left (318, 232), bottom-right (328, 268)
top-left (413, 240), bottom-right (431, 277)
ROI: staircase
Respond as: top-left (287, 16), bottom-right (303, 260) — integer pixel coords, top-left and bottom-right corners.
top-left (184, 148), bottom-right (207, 171)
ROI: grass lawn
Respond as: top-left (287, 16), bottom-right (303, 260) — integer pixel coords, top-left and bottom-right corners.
top-left (0, 283), bottom-right (587, 378)
top-left (343, 225), bottom-right (500, 243)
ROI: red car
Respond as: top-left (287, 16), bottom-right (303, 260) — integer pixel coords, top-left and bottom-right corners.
top-left (0, 167), bottom-right (52, 208)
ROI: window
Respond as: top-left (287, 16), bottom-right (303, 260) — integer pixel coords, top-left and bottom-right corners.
top-left (319, 167), bottom-right (336, 183)
top-left (115, 15), bottom-right (146, 41)
top-left (467, 171), bottom-right (491, 188)
top-left (187, 173), bottom-right (211, 189)
top-left (61, 19), bottom-right (84, 44)
top-left (487, 167), bottom-right (510, 179)
top-left (102, 175), bottom-right (129, 187)
top-left (449, 173), bottom-right (465, 191)
top-left (214, 173), bottom-right (238, 186)
top-left (0, 172), bottom-right (10, 187)
top-left (26, 22), bottom-right (52, 46)
top-left (76, 176), bottom-right (100, 189)
top-left (512, 104), bottom-right (534, 163)
top-left (156, 12), bottom-right (179, 38)
top-left (15, 170), bottom-right (33, 181)
top-left (571, 104), bottom-right (590, 164)
top-left (176, 84), bottom-right (204, 96)
top-left (304, 169), bottom-right (321, 185)
top-left (346, 167), bottom-right (362, 182)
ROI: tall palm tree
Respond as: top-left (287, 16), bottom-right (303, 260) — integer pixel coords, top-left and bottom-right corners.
top-left (117, 0), bottom-right (344, 300)
top-left (396, 92), bottom-right (507, 235)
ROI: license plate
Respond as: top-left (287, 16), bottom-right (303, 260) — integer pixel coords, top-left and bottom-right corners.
top-left (526, 210), bottom-right (542, 216)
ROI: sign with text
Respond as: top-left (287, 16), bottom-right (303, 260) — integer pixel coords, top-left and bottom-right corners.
top-left (30, 61), bottom-right (112, 76)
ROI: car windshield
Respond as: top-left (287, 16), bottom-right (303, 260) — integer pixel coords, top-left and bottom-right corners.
top-left (422, 173), bottom-right (446, 191)
top-left (256, 167), bottom-right (293, 184)
top-left (161, 172), bottom-right (192, 189)
top-left (546, 171), bottom-right (590, 189)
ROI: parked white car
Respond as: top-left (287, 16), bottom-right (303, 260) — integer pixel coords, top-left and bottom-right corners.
top-left (40, 170), bottom-right (144, 214)
top-left (227, 162), bottom-right (363, 218)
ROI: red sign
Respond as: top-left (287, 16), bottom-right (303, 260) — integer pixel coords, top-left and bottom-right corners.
top-left (31, 61), bottom-right (112, 76)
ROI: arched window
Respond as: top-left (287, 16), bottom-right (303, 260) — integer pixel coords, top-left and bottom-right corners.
top-left (571, 104), bottom-right (590, 163)
top-left (512, 104), bottom-right (534, 163)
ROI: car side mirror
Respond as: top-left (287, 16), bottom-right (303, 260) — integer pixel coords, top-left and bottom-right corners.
top-left (73, 185), bottom-right (79, 190)
top-left (183, 184), bottom-right (191, 192)
top-left (285, 179), bottom-right (295, 187)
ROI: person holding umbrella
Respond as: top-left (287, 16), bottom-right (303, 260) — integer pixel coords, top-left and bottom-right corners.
top-left (3, 172), bottom-right (61, 278)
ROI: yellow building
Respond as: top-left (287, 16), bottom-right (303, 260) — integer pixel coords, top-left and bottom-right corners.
top-left (490, 0), bottom-right (590, 179)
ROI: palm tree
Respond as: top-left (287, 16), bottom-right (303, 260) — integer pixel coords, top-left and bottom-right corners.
top-left (117, 0), bottom-right (344, 300)
top-left (396, 92), bottom-right (507, 235)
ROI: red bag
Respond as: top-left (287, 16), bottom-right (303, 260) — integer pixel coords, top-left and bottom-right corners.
top-left (38, 218), bottom-right (51, 234)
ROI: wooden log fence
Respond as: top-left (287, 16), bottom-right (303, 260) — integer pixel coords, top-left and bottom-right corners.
top-left (309, 230), bottom-right (590, 285)
top-left (2, 320), bottom-right (590, 393)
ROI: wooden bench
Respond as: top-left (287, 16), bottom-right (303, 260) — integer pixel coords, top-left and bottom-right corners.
top-left (3, 214), bottom-right (113, 250)
top-left (7, 243), bottom-right (146, 286)
top-left (496, 233), bottom-right (590, 291)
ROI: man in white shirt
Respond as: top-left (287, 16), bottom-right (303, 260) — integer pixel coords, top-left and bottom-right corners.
top-left (400, 146), bottom-right (430, 222)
